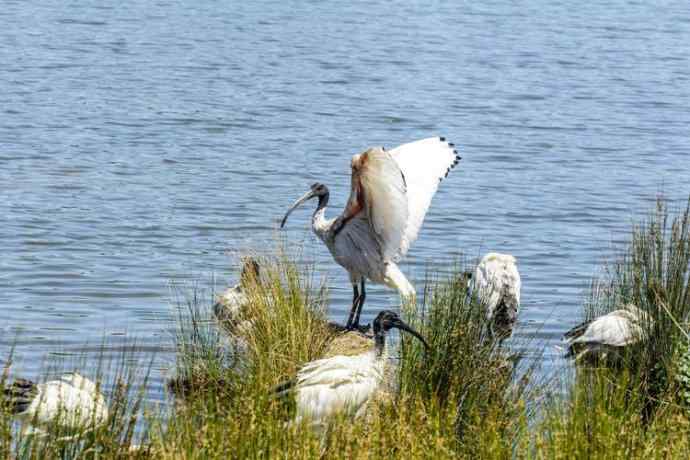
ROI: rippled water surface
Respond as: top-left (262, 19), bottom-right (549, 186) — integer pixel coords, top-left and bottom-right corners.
top-left (1, 0), bottom-right (689, 400)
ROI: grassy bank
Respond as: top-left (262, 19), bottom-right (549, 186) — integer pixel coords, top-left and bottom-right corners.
top-left (156, 251), bottom-right (530, 459)
top-left (1, 197), bottom-right (690, 459)
top-left (534, 197), bottom-right (690, 459)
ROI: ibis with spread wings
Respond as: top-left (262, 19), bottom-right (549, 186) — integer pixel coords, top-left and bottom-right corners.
top-left (280, 137), bottom-right (461, 330)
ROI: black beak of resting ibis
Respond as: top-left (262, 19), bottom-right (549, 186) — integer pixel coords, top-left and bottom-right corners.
top-left (280, 190), bottom-right (317, 228)
top-left (392, 318), bottom-right (430, 350)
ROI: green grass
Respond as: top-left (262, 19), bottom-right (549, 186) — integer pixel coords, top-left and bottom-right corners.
top-left (2, 197), bottom-right (690, 458)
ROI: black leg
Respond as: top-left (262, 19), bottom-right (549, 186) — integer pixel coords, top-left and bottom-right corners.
top-left (352, 279), bottom-right (366, 329)
top-left (346, 283), bottom-right (360, 329)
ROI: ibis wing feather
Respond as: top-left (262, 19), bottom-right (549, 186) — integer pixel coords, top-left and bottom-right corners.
top-left (564, 319), bottom-right (592, 340)
top-left (298, 367), bottom-right (369, 388)
top-left (388, 137), bottom-right (460, 258)
top-left (20, 380), bottom-right (107, 429)
top-left (333, 215), bottom-right (384, 282)
top-left (297, 355), bottom-right (370, 385)
top-left (350, 148), bottom-right (408, 262)
top-left (294, 353), bottom-right (382, 422)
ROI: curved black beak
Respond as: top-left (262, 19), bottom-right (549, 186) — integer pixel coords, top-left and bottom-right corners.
top-left (392, 319), bottom-right (430, 350)
top-left (280, 190), bottom-right (317, 228)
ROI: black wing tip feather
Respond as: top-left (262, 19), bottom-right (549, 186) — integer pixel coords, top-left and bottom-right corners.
top-left (271, 379), bottom-right (296, 398)
top-left (438, 136), bottom-right (462, 181)
top-left (564, 345), bottom-right (577, 359)
top-left (3, 378), bottom-right (38, 415)
top-left (563, 320), bottom-right (592, 340)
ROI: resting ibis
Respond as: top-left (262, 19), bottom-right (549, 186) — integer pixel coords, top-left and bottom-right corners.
top-left (275, 310), bottom-right (428, 426)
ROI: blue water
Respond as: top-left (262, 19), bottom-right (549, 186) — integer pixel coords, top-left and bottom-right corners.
top-left (1, 0), bottom-right (689, 401)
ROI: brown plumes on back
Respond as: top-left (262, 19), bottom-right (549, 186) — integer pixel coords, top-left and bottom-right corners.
top-left (342, 147), bottom-right (384, 223)
top-left (340, 149), bottom-right (375, 225)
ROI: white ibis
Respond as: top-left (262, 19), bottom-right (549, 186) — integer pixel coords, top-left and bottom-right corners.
top-left (564, 304), bottom-right (650, 362)
top-left (274, 310), bottom-right (428, 426)
top-left (4, 373), bottom-right (108, 436)
top-left (280, 137), bottom-right (461, 329)
top-left (473, 252), bottom-right (521, 337)
top-left (213, 258), bottom-right (260, 336)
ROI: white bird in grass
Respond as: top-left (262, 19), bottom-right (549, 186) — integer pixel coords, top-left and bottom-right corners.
top-left (564, 304), bottom-right (651, 362)
top-left (274, 310), bottom-right (428, 426)
top-left (213, 258), bottom-right (261, 336)
top-left (473, 252), bottom-right (521, 337)
top-left (280, 137), bottom-right (461, 330)
top-left (4, 373), bottom-right (108, 437)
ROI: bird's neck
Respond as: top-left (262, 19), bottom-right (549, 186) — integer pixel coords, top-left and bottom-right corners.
top-left (374, 332), bottom-right (387, 358)
top-left (311, 193), bottom-right (332, 239)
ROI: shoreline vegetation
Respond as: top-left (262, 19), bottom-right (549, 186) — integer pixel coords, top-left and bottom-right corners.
top-left (1, 196), bottom-right (689, 459)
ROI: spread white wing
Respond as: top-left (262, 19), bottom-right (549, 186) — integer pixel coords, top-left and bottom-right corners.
top-left (338, 137), bottom-right (460, 263)
top-left (341, 148), bottom-right (408, 262)
top-left (388, 137), bottom-right (460, 258)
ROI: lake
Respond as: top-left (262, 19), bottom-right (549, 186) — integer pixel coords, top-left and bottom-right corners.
top-left (1, 0), bottom-right (689, 402)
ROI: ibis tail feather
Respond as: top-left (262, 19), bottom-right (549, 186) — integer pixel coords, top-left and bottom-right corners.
top-left (271, 379), bottom-right (296, 398)
top-left (3, 378), bottom-right (38, 415)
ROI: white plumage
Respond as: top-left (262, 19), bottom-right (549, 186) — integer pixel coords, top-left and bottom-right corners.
top-left (387, 137), bottom-right (459, 258)
top-left (349, 147), bottom-right (409, 263)
top-left (564, 304), bottom-right (650, 361)
top-left (4, 373), bottom-right (108, 435)
top-left (293, 350), bottom-right (385, 424)
top-left (281, 137), bottom-right (461, 329)
top-left (214, 289), bottom-right (248, 321)
top-left (213, 258), bottom-right (260, 337)
top-left (473, 252), bottom-right (521, 335)
top-left (213, 287), bottom-right (252, 336)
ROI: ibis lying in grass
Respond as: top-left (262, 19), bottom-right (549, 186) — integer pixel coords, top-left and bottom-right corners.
top-left (4, 372), bottom-right (108, 437)
top-left (274, 310), bottom-right (428, 426)
top-left (564, 304), bottom-right (650, 362)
